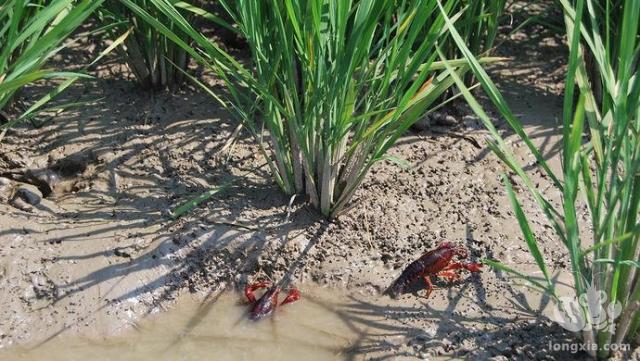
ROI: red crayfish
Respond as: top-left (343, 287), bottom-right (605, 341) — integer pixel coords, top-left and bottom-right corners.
top-left (386, 242), bottom-right (482, 299)
top-left (244, 281), bottom-right (300, 321)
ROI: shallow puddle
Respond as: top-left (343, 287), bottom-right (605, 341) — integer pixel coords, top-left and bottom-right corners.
top-left (0, 288), bottom-right (367, 361)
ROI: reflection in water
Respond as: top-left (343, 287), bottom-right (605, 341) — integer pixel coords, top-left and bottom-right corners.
top-left (0, 289), bottom-right (361, 361)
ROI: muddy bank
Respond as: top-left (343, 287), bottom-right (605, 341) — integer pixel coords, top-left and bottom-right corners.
top-left (0, 2), bottom-right (635, 360)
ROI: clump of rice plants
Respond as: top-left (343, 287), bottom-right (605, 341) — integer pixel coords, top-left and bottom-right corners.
top-left (98, 0), bottom-right (187, 90)
top-left (122, 0), bottom-right (501, 217)
top-left (98, 0), bottom-right (233, 90)
top-left (440, 0), bottom-right (640, 357)
top-left (0, 0), bottom-right (103, 131)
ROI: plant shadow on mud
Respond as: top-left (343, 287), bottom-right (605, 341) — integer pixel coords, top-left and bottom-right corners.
top-left (302, 225), bottom-right (581, 360)
top-left (310, 275), bottom-right (582, 360)
top-left (26, 206), bottom-right (325, 345)
top-left (27, 213), bottom-right (327, 350)
top-left (470, 1), bottom-right (566, 169)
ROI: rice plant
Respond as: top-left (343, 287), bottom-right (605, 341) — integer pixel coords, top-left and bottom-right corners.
top-left (442, 0), bottom-right (506, 83)
top-left (438, 0), bottom-right (640, 357)
top-left (457, 0), bottom-right (505, 86)
top-left (121, 0), bottom-right (502, 218)
top-left (97, 0), bottom-right (184, 90)
top-left (98, 0), bottom-right (233, 90)
top-left (0, 0), bottom-right (103, 131)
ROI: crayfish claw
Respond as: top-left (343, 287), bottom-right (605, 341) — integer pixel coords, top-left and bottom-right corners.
top-left (244, 281), bottom-right (271, 303)
top-left (281, 288), bottom-right (301, 306)
top-left (463, 262), bottom-right (483, 272)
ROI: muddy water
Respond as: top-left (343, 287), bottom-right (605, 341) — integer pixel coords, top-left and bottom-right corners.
top-left (0, 288), bottom-right (368, 361)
